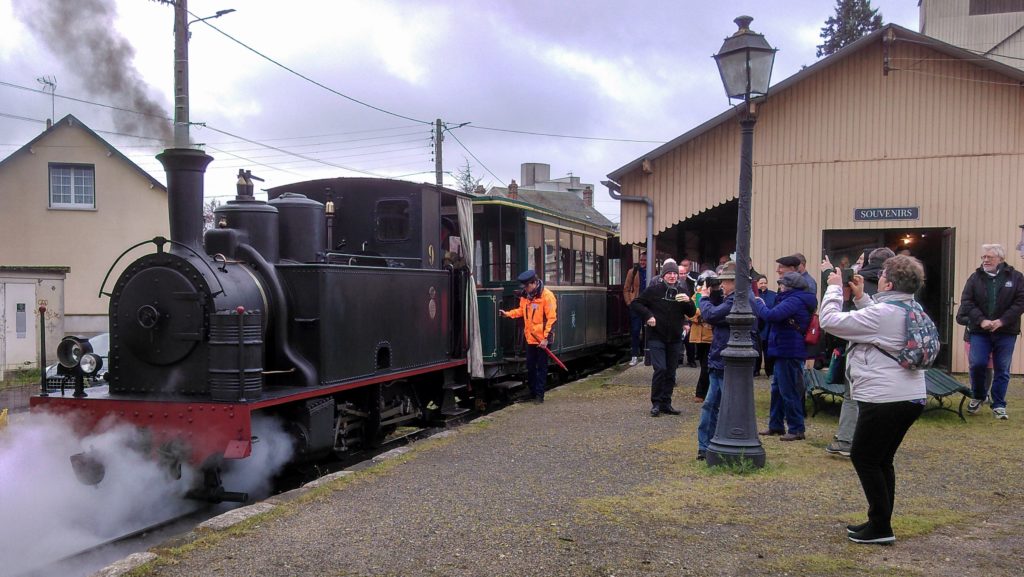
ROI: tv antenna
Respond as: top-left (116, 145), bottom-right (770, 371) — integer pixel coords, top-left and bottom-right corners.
top-left (37, 75), bottom-right (57, 122)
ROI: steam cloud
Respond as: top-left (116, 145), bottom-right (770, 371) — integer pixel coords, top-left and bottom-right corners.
top-left (12, 0), bottom-right (173, 143)
top-left (0, 412), bottom-right (196, 576)
top-left (0, 411), bottom-right (296, 576)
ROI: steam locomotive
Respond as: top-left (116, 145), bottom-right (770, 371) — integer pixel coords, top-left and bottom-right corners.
top-left (30, 148), bottom-right (626, 502)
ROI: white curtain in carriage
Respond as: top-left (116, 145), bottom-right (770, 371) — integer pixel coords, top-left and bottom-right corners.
top-left (456, 196), bottom-right (484, 378)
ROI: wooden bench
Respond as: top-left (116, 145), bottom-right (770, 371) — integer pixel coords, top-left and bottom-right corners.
top-left (803, 368), bottom-right (845, 417)
top-left (803, 368), bottom-right (973, 422)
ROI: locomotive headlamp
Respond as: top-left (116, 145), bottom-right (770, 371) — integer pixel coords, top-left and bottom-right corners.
top-left (79, 353), bottom-right (103, 375)
top-left (58, 336), bottom-right (92, 369)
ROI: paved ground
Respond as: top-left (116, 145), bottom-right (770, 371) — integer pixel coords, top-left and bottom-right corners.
top-left (118, 361), bottom-right (1024, 577)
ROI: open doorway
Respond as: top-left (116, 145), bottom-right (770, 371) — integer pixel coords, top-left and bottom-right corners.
top-left (823, 227), bottom-right (955, 370)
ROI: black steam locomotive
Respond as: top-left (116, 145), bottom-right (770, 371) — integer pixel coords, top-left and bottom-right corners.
top-left (31, 148), bottom-right (626, 502)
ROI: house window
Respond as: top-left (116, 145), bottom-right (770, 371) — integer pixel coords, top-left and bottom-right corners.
top-left (49, 164), bottom-right (95, 209)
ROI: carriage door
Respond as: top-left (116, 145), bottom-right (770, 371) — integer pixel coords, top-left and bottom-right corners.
top-left (2, 283), bottom-right (37, 371)
top-left (937, 228), bottom-right (956, 370)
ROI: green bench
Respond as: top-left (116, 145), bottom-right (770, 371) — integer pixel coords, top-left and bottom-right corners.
top-left (802, 368), bottom-right (973, 422)
top-left (923, 368), bottom-right (973, 422)
top-left (804, 368), bottom-right (845, 417)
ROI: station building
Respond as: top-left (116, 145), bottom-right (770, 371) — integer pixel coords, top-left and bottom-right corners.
top-left (608, 24), bottom-right (1024, 373)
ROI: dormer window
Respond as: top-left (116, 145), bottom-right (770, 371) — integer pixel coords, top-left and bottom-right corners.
top-left (49, 163), bottom-right (95, 209)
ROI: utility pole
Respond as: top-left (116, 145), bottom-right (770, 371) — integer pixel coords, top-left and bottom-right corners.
top-left (435, 118), bottom-right (443, 186)
top-left (173, 0), bottom-right (189, 148)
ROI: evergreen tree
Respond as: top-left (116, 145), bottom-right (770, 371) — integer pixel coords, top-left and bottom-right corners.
top-left (817, 0), bottom-right (883, 57)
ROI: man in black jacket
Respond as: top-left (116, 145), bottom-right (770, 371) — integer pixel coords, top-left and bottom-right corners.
top-left (631, 259), bottom-right (697, 417)
top-left (957, 243), bottom-right (1024, 420)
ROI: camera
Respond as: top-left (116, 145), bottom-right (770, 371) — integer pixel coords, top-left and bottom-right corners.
top-left (663, 287), bottom-right (679, 302)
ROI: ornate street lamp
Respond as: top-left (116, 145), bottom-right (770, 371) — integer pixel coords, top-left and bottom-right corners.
top-left (706, 16), bottom-right (776, 468)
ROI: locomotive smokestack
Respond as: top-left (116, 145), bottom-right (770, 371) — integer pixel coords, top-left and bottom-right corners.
top-left (157, 148), bottom-right (213, 250)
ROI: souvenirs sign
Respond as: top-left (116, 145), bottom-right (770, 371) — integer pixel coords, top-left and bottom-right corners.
top-left (853, 207), bottom-right (919, 221)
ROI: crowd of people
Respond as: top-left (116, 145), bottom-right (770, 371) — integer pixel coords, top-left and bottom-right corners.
top-left (498, 240), bottom-right (1022, 546)
top-left (618, 242), bottom-right (1024, 546)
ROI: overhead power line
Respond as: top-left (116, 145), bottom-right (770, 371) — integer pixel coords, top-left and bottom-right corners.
top-left (466, 124), bottom-right (667, 144)
top-left (190, 11), bottom-right (432, 126)
top-left (444, 128), bottom-right (505, 187)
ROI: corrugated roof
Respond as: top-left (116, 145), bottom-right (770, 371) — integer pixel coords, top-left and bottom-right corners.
top-left (607, 23), bottom-right (1024, 182)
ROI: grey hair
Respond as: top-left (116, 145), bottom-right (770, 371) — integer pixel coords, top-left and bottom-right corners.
top-left (981, 244), bottom-right (1006, 259)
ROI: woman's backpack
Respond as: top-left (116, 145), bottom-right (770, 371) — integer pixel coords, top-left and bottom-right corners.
top-left (874, 301), bottom-right (941, 370)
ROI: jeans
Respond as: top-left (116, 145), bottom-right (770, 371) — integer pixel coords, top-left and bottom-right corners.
top-left (694, 343), bottom-right (711, 399)
top-left (755, 338), bottom-right (774, 376)
top-left (850, 400), bottom-right (924, 534)
top-left (525, 345), bottom-right (548, 399)
top-left (768, 357), bottom-right (805, 434)
top-left (629, 310), bottom-right (644, 357)
top-left (697, 369), bottom-right (724, 451)
top-left (648, 339), bottom-right (681, 407)
top-left (968, 332), bottom-right (1018, 409)
top-left (836, 380), bottom-right (859, 443)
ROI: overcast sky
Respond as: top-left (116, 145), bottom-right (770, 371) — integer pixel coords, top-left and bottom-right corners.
top-left (0, 0), bottom-right (919, 223)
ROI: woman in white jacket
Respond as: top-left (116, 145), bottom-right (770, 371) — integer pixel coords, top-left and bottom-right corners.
top-left (818, 255), bottom-right (928, 546)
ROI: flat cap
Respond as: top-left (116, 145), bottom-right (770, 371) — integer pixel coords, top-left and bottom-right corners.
top-left (776, 255), bottom-right (801, 268)
top-left (517, 269), bottom-right (538, 283)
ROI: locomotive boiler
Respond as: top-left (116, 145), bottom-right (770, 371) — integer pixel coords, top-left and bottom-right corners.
top-left (31, 148), bottom-right (473, 501)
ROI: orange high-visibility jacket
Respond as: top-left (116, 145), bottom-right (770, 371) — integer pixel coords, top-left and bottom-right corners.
top-left (505, 288), bottom-right (557, 345)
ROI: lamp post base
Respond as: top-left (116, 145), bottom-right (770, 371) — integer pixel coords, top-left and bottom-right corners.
top-left (706, 312), bottom-right (765, 468)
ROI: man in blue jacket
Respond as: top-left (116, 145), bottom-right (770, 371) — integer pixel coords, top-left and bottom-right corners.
top-left (695, 261), bottom-right (759, 460)
top-left (753, 272), bottom-right (818, 441)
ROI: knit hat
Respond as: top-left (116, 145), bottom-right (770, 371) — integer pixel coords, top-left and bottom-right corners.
top-left (661, 259), bottom-right (679, 275)
top-left (778, 271), bottom-right (809, 290)
top-left (716, 261), bottom-right (737, 280)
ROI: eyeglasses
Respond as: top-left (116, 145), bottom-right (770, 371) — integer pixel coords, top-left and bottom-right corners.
top-left (980, 255), bottom-right (998, 260)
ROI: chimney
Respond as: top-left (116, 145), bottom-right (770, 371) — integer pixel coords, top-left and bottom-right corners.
top-left (507, 179), bottom-right (519, 200)
top-left (157, 148), bottom-right (214, 251)
top-left (583, 185), bottom-right (593, 207)
top-left (473, 184), bottom-right (486, 195)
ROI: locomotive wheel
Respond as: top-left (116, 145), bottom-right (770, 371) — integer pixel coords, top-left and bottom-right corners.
top-left (367, 380), bottom-right (421, 446)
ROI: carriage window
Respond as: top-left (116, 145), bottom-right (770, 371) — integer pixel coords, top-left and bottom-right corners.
top-left (584, 236), bottom-right (596, 285)
top-left (375, 199), bottom-right (410, 241)
top-left (500, 207), bottom-right (517, 281)
top-left (527, 222), bottom-right (543, 279)
top-left (573, 233), bottom-right (584, 285)
top-left (558, 230), bottom-right (572, 284)
top-left (595, 238), bottom-right (606, 285)
top-left (544, 226), bottom-right (558, 284)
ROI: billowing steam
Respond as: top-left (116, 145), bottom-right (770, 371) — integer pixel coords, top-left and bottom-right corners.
top-left (0, 411), bottom-right (296, 576)
top-left (221, 414), bottom-right (295, 501)
top-left (11, 0), bottom-right (173, 143)
top-left (0, 412), bottom-right (196, 576)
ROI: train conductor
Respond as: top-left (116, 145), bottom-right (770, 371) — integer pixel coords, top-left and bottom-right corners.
top-left (499, 270), bottom-right (558, 403)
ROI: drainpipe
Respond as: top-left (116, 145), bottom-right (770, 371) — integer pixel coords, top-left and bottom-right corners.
top-left (603, 179), bottom-right (654, 286)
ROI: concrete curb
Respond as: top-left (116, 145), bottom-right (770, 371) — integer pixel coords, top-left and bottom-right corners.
top-left (88, 552), bottom-right (158, 577)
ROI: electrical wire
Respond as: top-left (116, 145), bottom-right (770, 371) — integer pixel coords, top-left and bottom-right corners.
top-left (444, 128), bottom-right (505, 186)
top-left (189, 12), bottom-right (432, 126)
top-left (465, 123), bottom-right (668, 144)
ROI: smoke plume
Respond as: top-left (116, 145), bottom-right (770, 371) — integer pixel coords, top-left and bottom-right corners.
top-left (12, 0), bottom-right (173, 143)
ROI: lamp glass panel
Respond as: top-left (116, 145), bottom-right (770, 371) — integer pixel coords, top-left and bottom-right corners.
top-left (715, 49), bottom-right (751, 99)
top-left (748, 49), bottom-right (776, 95)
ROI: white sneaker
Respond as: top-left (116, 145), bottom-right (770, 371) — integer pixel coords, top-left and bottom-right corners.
top-left (629, 356), bottom-right (639, 366)
top-left (967, 399), bottom-right (984, 414)
top-left (993, 407), bottom-right (1008, 420)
